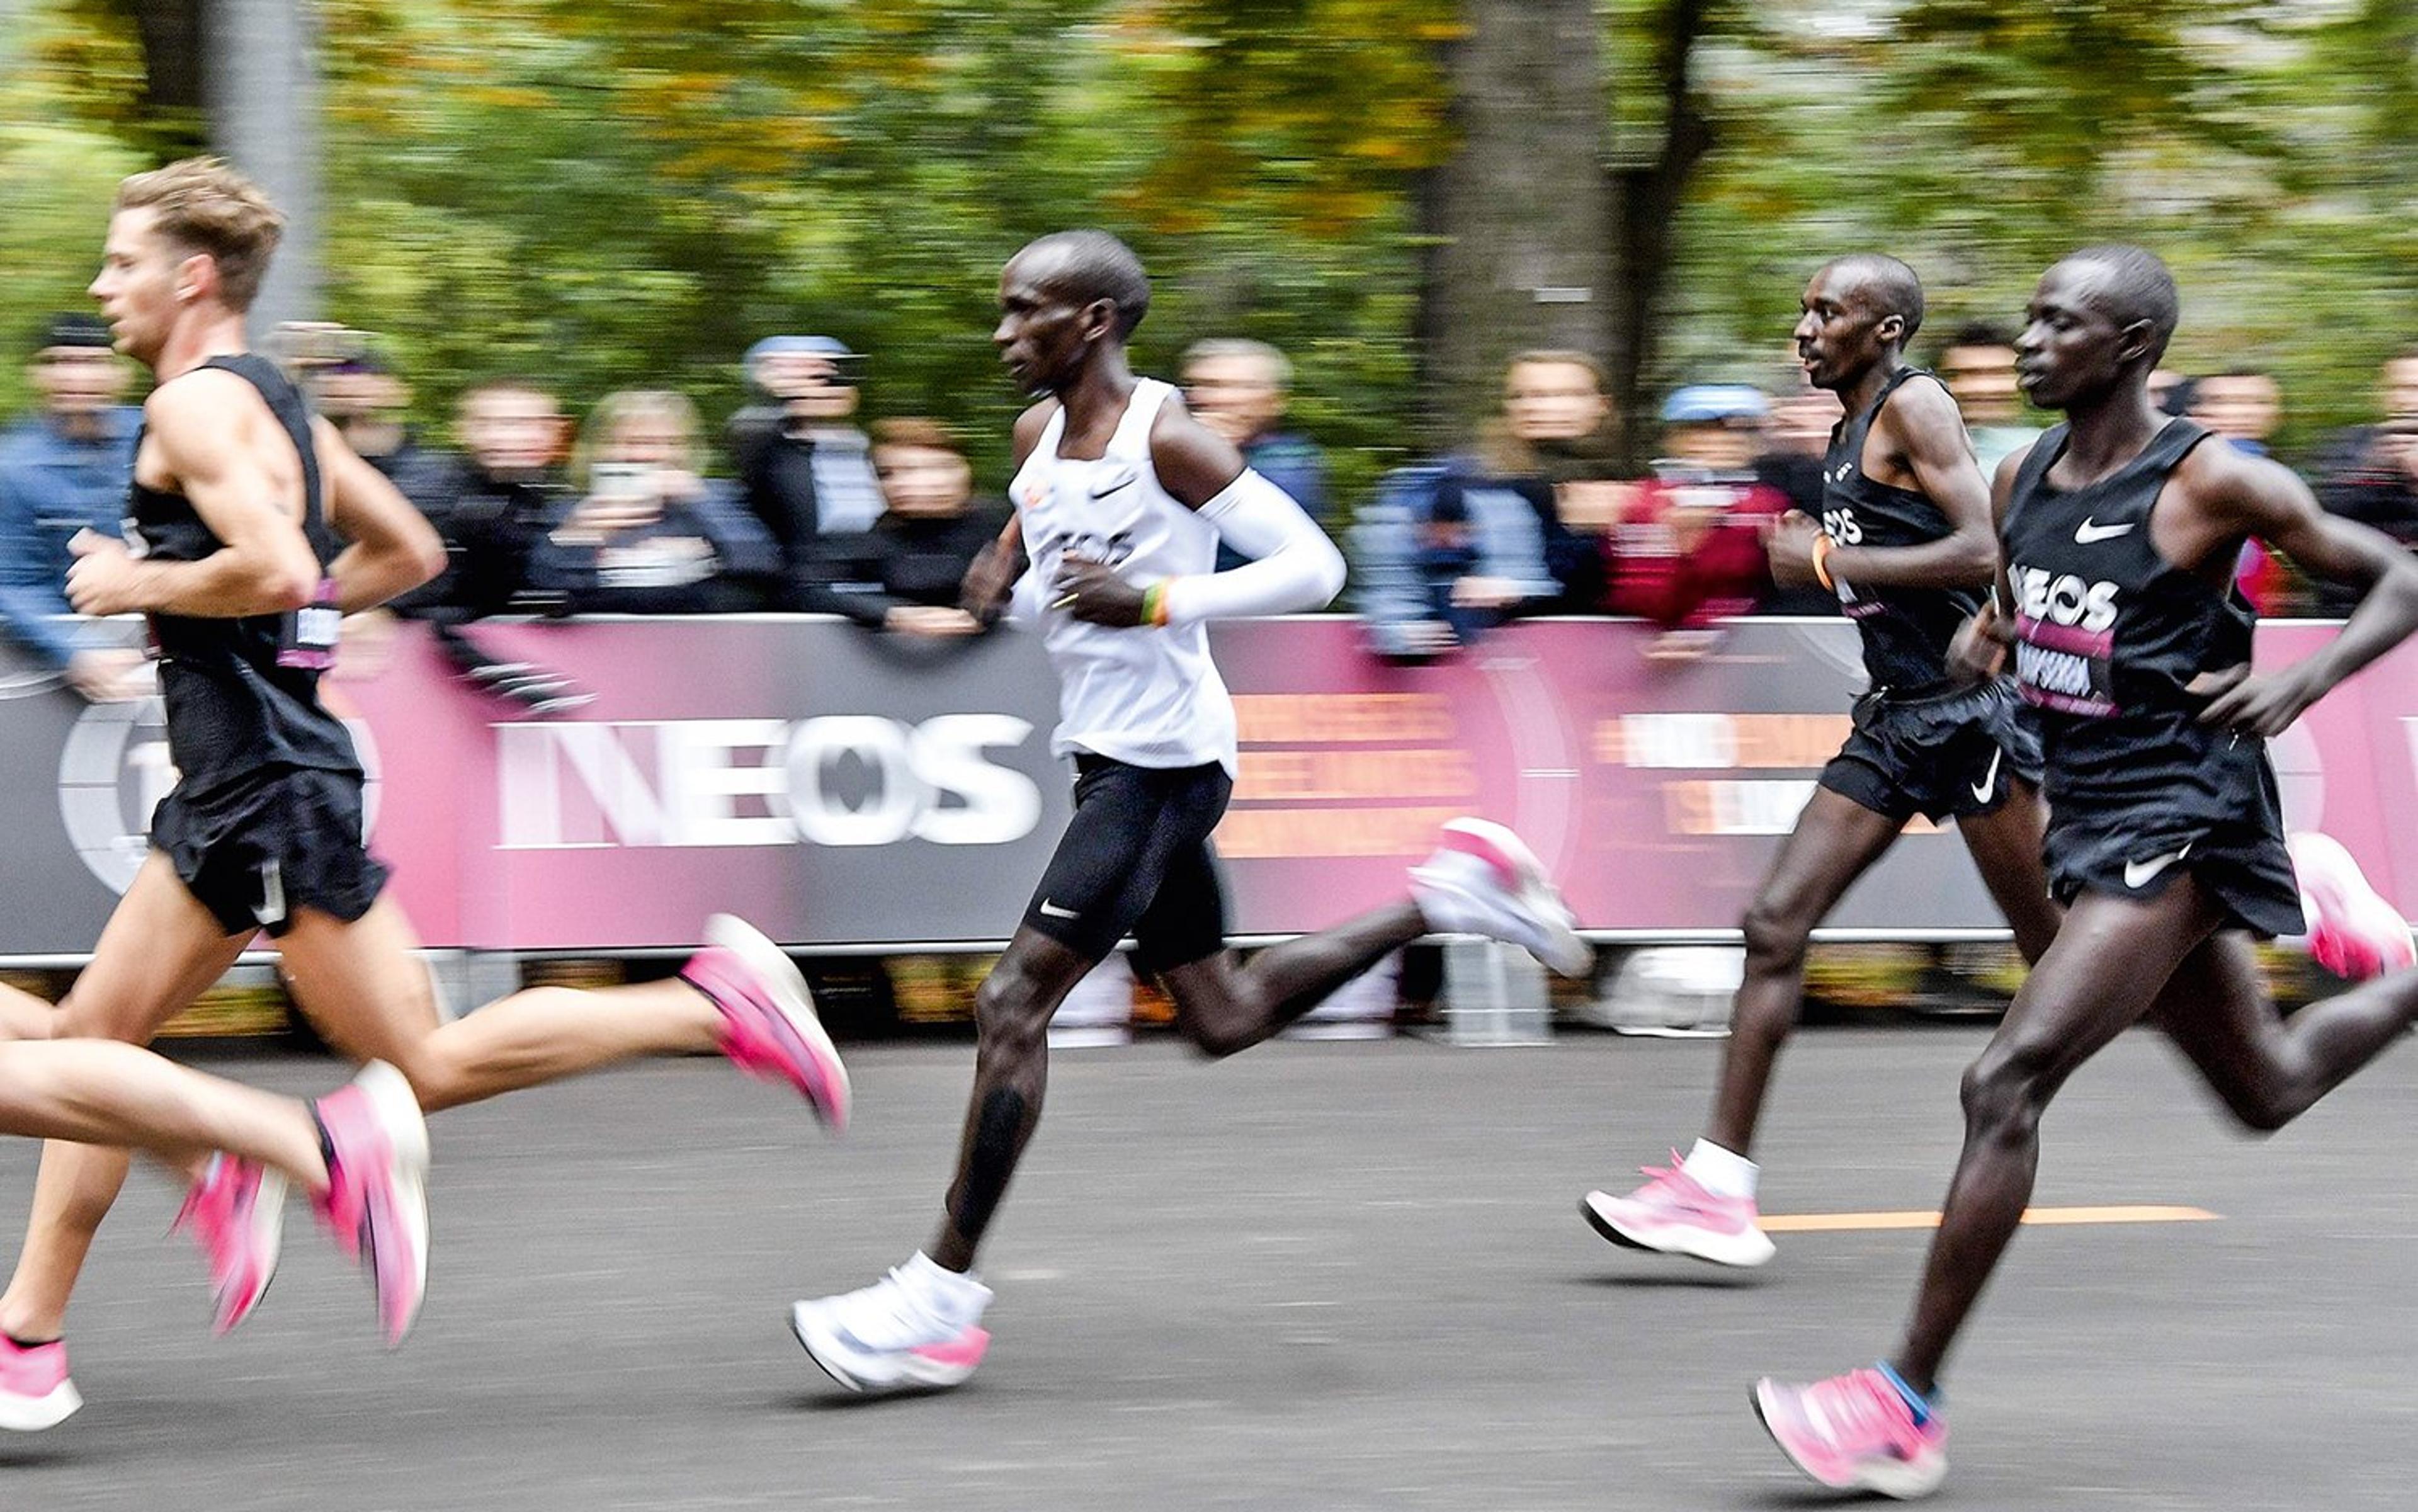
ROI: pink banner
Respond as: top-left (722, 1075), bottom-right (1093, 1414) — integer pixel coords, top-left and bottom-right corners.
top-left (311, 617), bottom-right (2412, 950)
top-left (3, 615), bottom-right (2399, 954)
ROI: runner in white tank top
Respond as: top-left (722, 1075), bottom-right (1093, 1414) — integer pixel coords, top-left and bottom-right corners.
top-left (788, 230), bottom-right (1592, 1398)
top-left (1007, 375), bottom-right (1237, 771)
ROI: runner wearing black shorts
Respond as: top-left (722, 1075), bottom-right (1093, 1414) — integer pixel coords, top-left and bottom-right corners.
top-left (1, 158), bottom-right (848, 1429)
top-left (1583, 255), bottom-right (2065, 1269)
top-left (1755, 243), bottom-right (2418, 1499)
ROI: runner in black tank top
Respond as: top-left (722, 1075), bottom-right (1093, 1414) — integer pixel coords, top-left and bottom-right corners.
top-left (2003, 415), bottom-right (2298, 935)
top-left (1754, 245), bottom-right (2418, 1499)
top-left (130, 355), bottom-right (389, 938)
top-left (134, 353), bottom-right (359, 799)
top-left (1823, 363), bottom-right (1987, 694)
top-left (1810, 363), bottom-right (2041, 828)
top-left (7, 159), bottom-right (859, 1426)
top-left (1585, 254), bottom-right (2068, 1275)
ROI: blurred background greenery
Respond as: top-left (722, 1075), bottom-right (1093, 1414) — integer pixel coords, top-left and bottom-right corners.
top-left (2, 0), bottom-right (2410, 495)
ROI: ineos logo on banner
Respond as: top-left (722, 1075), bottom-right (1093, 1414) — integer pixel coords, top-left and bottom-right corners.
top-left (497, 715), bottom-right (1043, 851)
top-left (56, 692), bottom-right (384, 894)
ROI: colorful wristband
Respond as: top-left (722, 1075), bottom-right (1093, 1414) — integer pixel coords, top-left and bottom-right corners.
top-left (1142, 581), bottom-right (1174, 627)
top-left (1810, 534), bottom-right (1836, 591)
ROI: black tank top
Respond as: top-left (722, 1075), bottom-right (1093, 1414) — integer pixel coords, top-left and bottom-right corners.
top-left (2002, 417), bottom-right (2248, 797)
top-left (130, 353), bottom-right (359, 798)
top-left (1819, 367), bottom-right (1980, 695)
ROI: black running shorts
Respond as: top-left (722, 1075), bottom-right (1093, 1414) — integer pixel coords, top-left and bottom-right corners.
top-left (2041, 735), bottom-right (2304, 940)
top-left (1021, 754), bottom-right (1234, 970)
top-left (149, 766), bottom-right (390, 938)
top-left (1817, 679), bottom-right (2045, 825)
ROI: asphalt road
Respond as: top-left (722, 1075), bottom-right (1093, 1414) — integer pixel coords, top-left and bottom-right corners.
top-left (4, 1027), bottom-right (2414, 1510)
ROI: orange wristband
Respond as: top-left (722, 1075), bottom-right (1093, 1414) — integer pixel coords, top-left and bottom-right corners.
top-left (1810, 534), bottom-right (1836, 591)
top-left (1142, 581), bottom-right (1174, 627)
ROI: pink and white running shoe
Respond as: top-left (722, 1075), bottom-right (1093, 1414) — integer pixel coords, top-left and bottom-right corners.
top-left (1754, 1366), bottom-right (1948, 1500)
top-left (0, 1334), bottom-right (79, 1432)
top-left (684, 914), bottom-right (851, 1134)
top-left (310, 1061), bottom-right (431, 1348)
top-left (1410, 818), bottom-right (1591, 977)
top-left (1582, 1152), bottom-right (1775, 1268)
top-left (174, 1154), bottom-right (289, 1334)
top-left (2288, 831), bottom-right (2415, 981)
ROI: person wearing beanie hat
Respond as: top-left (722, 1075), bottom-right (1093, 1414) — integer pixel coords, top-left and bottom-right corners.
top-left (0, 314), bottom-right (145, 698)
top-left (729, 334), bottom-right (883, 606)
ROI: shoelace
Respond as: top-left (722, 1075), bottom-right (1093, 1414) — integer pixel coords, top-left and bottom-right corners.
top-left (1635, 1151), bottom-right (1716, 1202)
top-left (1800, 1370), bottom-right (1917, 1450)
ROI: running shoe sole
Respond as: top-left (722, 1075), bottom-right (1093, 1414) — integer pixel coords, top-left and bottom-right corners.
top-left (1581, 1191), bottom-right (1775, 1268)
top-left (0, 1377), bottom-right (80, 1433)
top-left (788, 1304), bottom-right (986, 1394)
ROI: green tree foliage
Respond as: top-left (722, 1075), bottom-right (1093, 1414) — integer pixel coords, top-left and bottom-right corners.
top-left (0, 0), bottom-right (2409, 481)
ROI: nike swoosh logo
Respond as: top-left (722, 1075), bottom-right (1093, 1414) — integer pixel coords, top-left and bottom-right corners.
top-left (1970, 746), bottom-right (2004, 805)
top-left (2075, 518), bottom-right (2135, 543)
top-left (1037, 900), bottom-right (1080, 919)
top-left (2123, 844), bottom-right (2191, 889)
top-left (1089, 469), bottom-right (1137, 499)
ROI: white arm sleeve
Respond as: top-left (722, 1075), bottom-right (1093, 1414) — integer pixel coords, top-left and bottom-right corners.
top-left (1164, 469), bottom-right (1348, 625)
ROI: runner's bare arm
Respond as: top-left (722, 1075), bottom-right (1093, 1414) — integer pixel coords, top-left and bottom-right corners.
top-left (2185, 446), bottom-right (2418, 735)
top-left (960, 404), bottom-right (1053, 622)
top-left (312, 417), bottom-right (445, 613)
top-left (64, 371), bottom-right (322, 618)
top-left (1822, 378), bottom-right (1999, 590)
top-left (1947, 447), bottom-right (2031, 682)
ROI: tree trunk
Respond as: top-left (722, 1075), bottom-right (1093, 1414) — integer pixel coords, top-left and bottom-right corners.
top-left (203, 0), bottom-right (321, 335)
top-left (1416, 0), bottom-right (1611, 446)
top-left (1606, 0), bottom-right (1713, 457)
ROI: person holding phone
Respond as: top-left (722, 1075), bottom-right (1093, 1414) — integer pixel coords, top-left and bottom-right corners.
top-left (535, 389), bottom-right (778, 613)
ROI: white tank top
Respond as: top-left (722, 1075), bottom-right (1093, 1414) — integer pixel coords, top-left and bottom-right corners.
top-left (1007, 377), bottom-right (1236, 773)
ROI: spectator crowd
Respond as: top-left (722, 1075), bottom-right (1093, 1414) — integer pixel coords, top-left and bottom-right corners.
top-left (1, 312), bottom-right (2413, 707)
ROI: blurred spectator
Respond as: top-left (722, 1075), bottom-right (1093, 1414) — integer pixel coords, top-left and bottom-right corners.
top-left (1938, 322), bottom-right (2040, 479)
top-left (2190, 369), bottom-right (2293, 612)
top-left (300, 341), bottom-right (455, 516)
top-left (1752, 384), bottom-right (1844, 615)
top-left (2191, 369), bottom-right (2283, 457)
top-left (731, 335), bottom-right (883, 605)
top-left (1181, 339), bottom-right (1331, 569)
top-left (1354, 351), bottom-right (1615, 657)
top-left (2149, 368), bottom-right (2190, 417)
top-left (536, 389), bottom-right (777, 614)
top-left (1598, 385), bottom-right (1790, 654)
top-left (391, 378), bottom-right (591, 713)
top-left (796, 417), bottom-right (1008, 639)
top-left (400, 378), bottom-right (568, 620)
top-left (2310, 346), bottom-right (2418, 617)
top-left (1423, 351), bottom-right (1615, 635)
top-left (0, 314), bottom-right (145, 700)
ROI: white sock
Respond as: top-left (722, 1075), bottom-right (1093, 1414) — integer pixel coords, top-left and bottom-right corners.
top-left (1683, 1138), bottom-right (1759, 1200)
top-left (901, 1251), bottom-right (992, 1329)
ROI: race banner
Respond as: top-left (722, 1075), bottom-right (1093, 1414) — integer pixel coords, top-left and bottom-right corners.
top-left (1, 615), bottom-right (2400, 955)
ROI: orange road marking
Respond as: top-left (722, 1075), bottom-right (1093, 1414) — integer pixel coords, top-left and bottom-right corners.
top-left (1760, 1205), bottom-right (2219, 1233)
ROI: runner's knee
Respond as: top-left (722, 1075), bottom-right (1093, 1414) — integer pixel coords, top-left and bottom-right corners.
top-left (973, 963), bottom-right (1055, 1058)
top-left (1740, 895), bottom-right (1813, 974)
top-left (1960, 1039), bottom-right (2063, 1142)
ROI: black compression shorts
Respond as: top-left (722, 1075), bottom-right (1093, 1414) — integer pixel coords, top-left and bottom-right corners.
top-left (1021, 754), bottom-right (1234, 970)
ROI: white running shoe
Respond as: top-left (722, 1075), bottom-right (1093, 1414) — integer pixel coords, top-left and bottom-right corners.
top-left (1410, 818), bottom-right (1591, 977)
top-left (790, 1264), bottom-right (991, 1393)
